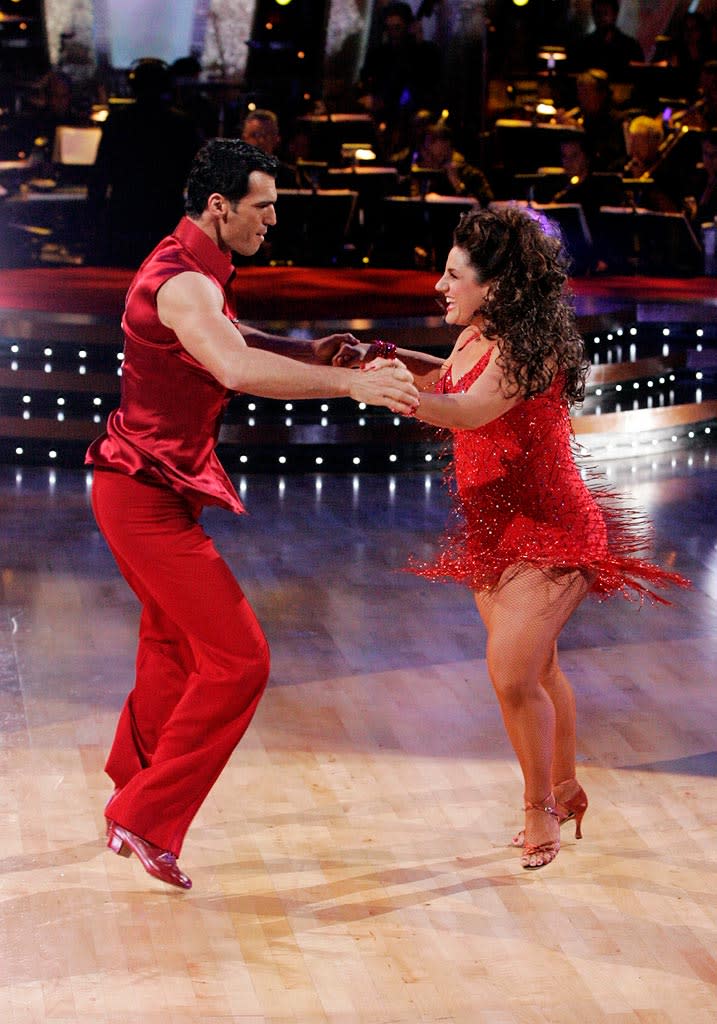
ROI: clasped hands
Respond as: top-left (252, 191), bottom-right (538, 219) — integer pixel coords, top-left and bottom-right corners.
top-left (329, 338), bottom-right (418, 415)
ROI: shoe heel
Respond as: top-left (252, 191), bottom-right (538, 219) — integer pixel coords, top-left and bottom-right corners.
top-left (574, 807), bottom-right (586, 840)
top-left (107, 829), bottom-right (132, 858)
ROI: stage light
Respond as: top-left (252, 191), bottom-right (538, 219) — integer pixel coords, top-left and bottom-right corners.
top-left (275, 0), bottom-right (293, 6)
top-left (513, 0), bottom-right (529, 6)
top-left (537, 46), bottom-right (567, 70)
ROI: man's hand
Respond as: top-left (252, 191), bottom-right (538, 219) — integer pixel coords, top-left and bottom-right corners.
top-left (347, 358), bottom-right (419, 415)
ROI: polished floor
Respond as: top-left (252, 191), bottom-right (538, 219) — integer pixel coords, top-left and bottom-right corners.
top-left (1, 449), bottom-right (716, 1024)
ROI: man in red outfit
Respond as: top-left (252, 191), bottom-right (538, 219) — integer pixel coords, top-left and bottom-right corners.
top-left (87, 139), bottom-right (418, 889)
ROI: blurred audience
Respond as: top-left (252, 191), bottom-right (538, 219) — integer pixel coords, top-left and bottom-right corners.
top-left (6, 8), bottom-right (717, 277)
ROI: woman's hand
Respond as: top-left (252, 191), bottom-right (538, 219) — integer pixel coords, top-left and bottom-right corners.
top-left (312, 332), bottom-right (362, 364)
top-left (347, 358), bottom-right (419, 415)
top-left (331, 339), bottom-right (374, 367)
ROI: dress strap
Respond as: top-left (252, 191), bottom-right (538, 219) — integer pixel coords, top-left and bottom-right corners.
top-left (450, 346), bottom-right (495, 393)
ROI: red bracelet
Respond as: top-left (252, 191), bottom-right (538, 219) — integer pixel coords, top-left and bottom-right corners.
top-left (371, 339), bottom-right (397, 359)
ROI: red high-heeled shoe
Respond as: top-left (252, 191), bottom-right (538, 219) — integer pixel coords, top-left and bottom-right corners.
top-left (554, 778), bottom-right (588, 840)
top-left (511, 778), bottom-right (588, 847)
top-left (107, 821), bottom-right (192, 890)
top-left (521, 796), bottom-right (560, 870)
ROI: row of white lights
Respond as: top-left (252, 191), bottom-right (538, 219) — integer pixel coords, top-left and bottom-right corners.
top-left (3, 327), bottom-right (709, 372)
top-left (11, 449), bottom-right (714, 495)
top-left (6, 344), bottom-right (125, 376)
top-left (12, 425), bottom-right (715, 463)
top-left (10, 445), bottom-right (439, 465)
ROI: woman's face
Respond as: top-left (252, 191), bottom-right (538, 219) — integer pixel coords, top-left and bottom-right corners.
top-left (435, 245), bottom-right (489, 326)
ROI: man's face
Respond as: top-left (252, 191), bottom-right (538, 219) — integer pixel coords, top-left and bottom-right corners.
top-left (422, 134), bottom-right (452, 167)
top-left (561, 141), bottom-right (588, 180)
top-left (702, 140), bottom-right (717, 180)
top-left (577, 79), bottom-right (605, 115)
top-left (701, 71), bottom-right (717, 109)
top-left (241, 117), bottom-right (280, 156)
top-left (593, 2), bottom-right (618, 32)
top-left (221, 171), bottom-right (277, 256)
top-left (385, 15), bottom-right (409, 45)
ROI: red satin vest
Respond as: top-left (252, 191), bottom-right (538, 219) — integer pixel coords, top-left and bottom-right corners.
top-left (86, 217), bottom-right (244, 513)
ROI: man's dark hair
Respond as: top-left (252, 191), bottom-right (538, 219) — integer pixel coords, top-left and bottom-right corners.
top-left (384, 2), bottom-right (414, 25)
top-left (184, 139), bottom-right (278, 216)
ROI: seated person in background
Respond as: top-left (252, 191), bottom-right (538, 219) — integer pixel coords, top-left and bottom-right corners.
top-left (623, 115), bottom-right (682, 213)
top-left (10, 67), bottom-right (89, 170)
top-left (683, 129), bottom-right (717, 225)
top-left (672, 60), bottom-right (717, 131)
top-left (556, 68), bottom-right (627, 172)
top-left (662, 11), bottom-right (717, 101)
top-left (409, 122), bottom-right (493, 206)
top-left (551, 132), bottom-right (626, 272)
top-left (359, 2), bottom-right (443, 157)
top-left (88, 57), bottom-right (202, 267)
top-left (569, 0), bottom-right (644, 78)
top-left (169, 55), bottom-right (219, 140)
top-left (553, 132), bottom-right (625, 218)
top-left (389, 107), bottom-right (435, 176)
top-left (240, 109), bottom-right (300, 189)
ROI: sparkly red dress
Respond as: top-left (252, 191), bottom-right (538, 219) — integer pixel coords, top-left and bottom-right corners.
top-left (410, 347), bottom-right (689, 602)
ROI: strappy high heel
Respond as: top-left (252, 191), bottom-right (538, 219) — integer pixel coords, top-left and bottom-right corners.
top-left (511, 777), bottom-right (588, 847)
top-left (553, 778), bottom-right (588, 840)
top-left (521, 795), bottom-right (560, 870)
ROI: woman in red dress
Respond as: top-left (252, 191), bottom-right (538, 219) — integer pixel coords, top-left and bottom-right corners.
top-left (362, 206), bottom-right (689, 869)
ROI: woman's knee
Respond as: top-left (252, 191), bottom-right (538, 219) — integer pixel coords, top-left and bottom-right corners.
top-left (486, 641), bottom-right (542, 706)
top-left (538, 645), bottom-right (560, 688)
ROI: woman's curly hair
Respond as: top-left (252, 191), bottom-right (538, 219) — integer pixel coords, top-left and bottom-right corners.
top-left (453, 205), bottom-right (589, 406)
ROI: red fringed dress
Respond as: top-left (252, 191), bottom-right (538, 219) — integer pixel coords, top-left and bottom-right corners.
top-left (410, 347), bottom-right (690, 602)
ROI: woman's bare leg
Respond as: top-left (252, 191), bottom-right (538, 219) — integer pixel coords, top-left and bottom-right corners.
top-left (540, 643), bottom-right (578, 787)
top-left (474, 566), bottom-right (590, 860)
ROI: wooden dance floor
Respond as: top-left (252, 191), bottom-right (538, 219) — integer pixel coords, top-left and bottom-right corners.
top-left (1, 449), bottom-right (716, 1023)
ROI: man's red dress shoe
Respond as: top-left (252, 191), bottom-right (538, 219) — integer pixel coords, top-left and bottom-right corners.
top-left (106, 821), bottom-right (192, 890)
top-left (104, 788), bottom-right (121, 836)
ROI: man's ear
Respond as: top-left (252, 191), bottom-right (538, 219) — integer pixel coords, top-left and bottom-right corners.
top-left (207, 192), bottom-right (227, 218)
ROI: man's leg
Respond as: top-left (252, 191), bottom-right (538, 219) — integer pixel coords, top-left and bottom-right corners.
top-left (92, 470), bottom-right (270, 855)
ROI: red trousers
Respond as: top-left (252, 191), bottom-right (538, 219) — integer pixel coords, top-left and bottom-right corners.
top-left (92, 469), bottom-right (270, 856)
